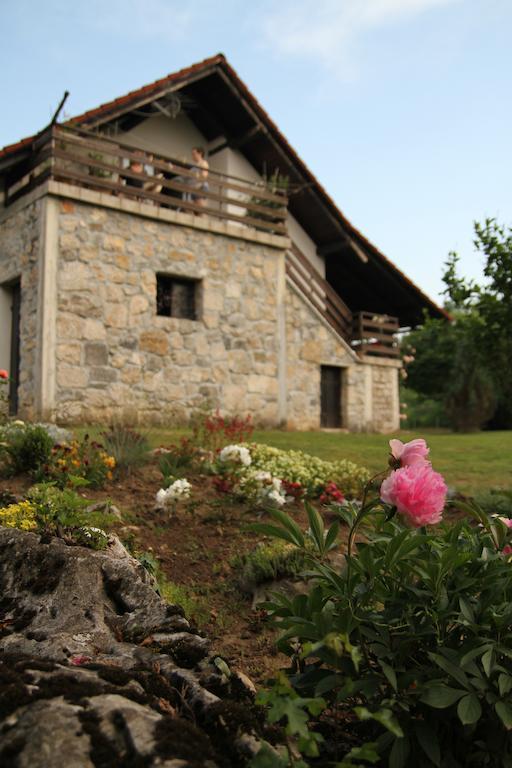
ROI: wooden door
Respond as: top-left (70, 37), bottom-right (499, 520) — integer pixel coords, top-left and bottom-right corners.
top-left (320, 366), bottom-right (342, 428)
top-left (9, 281), bottom-right (20, 415)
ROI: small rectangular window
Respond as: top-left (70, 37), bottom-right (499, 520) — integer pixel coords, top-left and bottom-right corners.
top-left (156, 275), bottom-right (198, 320)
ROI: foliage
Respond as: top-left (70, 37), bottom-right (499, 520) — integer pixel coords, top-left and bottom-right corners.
top-left (132, 548), bottom-right (210, 624)
top-left (39, 435), bottom-right (116, 488)
top-left (245, 169), bottom-right (290, 227)
top-left (399, 387), bottom-right (448, 430)
top-left (0, 499), bottom-right (37, 531)
top-left (244, 443), bottom-right (369, 499)
top-left (231, 540), bottom-right (306, 592)
top-left (403, 218), bottom-right (512, 431)
top-left (251, 673), bottom-right (325, 767)
top-left (190, 406), bottom-right (254, 453)
top-left (157, 440), bottom-right (196, 487)
top-left (0, 484), bottom-right (114, 549)
top-left (100, 424), bottom-right (150, 475)
top-left (472, 489), bottom-right (512, 520)
top-left (27, 483), bottom-right (113, 547)
top-left (0, 422), bottom-right (54, 475)
top-left (402, 310), bottom-right (496, 432)
top-left (252, 444), bottom-right (512, 766)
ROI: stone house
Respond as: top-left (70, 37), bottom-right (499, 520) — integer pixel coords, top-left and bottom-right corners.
top-left (0, 54), bottom-right (445, 431)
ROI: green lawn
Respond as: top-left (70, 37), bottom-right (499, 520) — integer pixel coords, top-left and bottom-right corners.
top-left (75, 426), bottom-right (511, 494)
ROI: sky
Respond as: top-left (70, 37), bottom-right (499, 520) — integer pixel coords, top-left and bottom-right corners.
top-left (1, 0), bottom-right (510, 304)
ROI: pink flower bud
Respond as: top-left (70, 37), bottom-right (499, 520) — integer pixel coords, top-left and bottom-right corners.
top-left (380, 464), bottom-right (447, 527)
top-left (389, 438), bottom-right (430, 467)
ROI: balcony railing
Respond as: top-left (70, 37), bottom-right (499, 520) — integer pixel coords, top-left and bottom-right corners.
top-left (286, 246), bottom-right (399, 359)
top-left (351, 311), bottom-right (400, 358)
top-left (4, 125), bottom-right (288, 237)
top-left (286, 244), bottom-right (353, 341)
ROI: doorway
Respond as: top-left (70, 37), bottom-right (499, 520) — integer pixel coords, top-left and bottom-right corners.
top-left (0, 280), bottom-right (21, 415)
top-left (320, 365), bottom-right (343, 428)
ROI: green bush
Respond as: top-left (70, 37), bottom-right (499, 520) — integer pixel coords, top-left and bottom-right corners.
top-left (27, 483), bottom-right (114, 548)
top-left (473, 489), bottom-right (512, 520)
top-left (100, 424), bottom-right (150, 475)
top-left (243, 442), bottom-right (369, 498)
top-left (254, 504), bottom-right (512, 766)
top-left (231, 540), bottom-right (306, 592)
top-left (0, 423), bottom-right (53, 475)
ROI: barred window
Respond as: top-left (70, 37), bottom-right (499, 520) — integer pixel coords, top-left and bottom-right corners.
top-left (156, 275), bottom-right (199, 320)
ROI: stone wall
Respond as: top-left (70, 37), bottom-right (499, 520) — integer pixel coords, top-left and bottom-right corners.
top-left (284, 283), bottom-right (400, 432)
top-left (54, 199), bottom-right (283, 424)
top-left (0, 198), bottom-right (43, 419)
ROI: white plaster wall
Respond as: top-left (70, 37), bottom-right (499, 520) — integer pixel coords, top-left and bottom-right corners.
top-left (0, 285), bottom-right (12, 371)
top-left (122, 113), bottom-right (206, 164)
top-left (287, 214), bottom-right (325, 276)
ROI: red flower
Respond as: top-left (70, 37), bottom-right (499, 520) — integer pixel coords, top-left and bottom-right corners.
top-left (0, 370), bottom-right (8, 379)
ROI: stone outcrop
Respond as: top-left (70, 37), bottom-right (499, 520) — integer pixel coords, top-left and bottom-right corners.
top-left (0, 528), bottom-right (265, 767)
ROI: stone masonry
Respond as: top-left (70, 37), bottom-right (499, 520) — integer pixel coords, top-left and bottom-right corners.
top-left (0, 198), bottom-right (43, 419)
top-left (0, 187), bottom-right (400, 431)
top-left (55, 199), bottom-right (281, 425)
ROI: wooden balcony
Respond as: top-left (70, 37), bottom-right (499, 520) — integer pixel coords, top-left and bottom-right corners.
top-left (286, 244), bottom-right (353, 341)
top-left (3, 125), bottom-right (288, 237)
top-left (286, 246), bottom-right (399, 359)
top-left (351, 311), bottom-right (400, 358)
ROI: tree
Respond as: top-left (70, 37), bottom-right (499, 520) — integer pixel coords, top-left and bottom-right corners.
top-left (402, 218), bottom-right (511, 431)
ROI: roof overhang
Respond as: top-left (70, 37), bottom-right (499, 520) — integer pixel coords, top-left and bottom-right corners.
top-left (0, 53), bottom-right (448, 325)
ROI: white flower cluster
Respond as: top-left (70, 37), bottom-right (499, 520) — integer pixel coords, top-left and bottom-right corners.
top-left (156, 478), bottom-right (192, 510)
top-left (244, 470), bottom-right (287, 507)
top-left (219, 444), bottom-right (252, 467)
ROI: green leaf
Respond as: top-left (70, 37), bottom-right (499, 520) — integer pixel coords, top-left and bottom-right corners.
top-left (268, 508), bottom-right (305, 547)
top-left (494, 701), bottom-right (512, 731)
top-left (249, 742), bottom-right (289, 768)
top-left (496, 701), bottom-right (512, 730)
top-left (324, 520), bottom-right (340, 552)
top-left (354, 707), bottom-right (403, 738)
top-left (414, 721), bottom-right (440, 767)
top-left (247, 522), bottom-right (300, 546)
top-left (457, 694), bottom-right (482, 725)
top-left (379, 660), bottom-right (397, 692)
top-left (459, 597), bottom-right (476, 624)
top-left (460, 645), bottom-right (492, 668)
top-left (389, 736), bottom-right (410, 768)
top-left (305, 501), bottom-right (325, 553)
top-left (428, 652), bottom-right (470, 688)
top-left (341, 742), bottom-right (380, 765)
top-left (420, 685), bottom-right (467, 708)
top-left (482, 649), bottom-right (494, 677)
top-left (499, 673), bottom-right (512, 697)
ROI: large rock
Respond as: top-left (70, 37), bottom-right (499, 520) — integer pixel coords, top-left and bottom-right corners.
top-left (0, 528), bottom-right (264, 767)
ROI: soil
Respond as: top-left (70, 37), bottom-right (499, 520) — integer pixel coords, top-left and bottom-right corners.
top-left (0, 460), bottom-right (466, 688)
top-left (0, 459), bottom-right (350, 685)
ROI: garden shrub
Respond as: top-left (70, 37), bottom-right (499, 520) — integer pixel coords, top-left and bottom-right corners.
top-left (251, 439), bottom-right (512, 767)
top-left (243, 443), bottom-right (369, 499)
top-left (0, 422), bottom-right (54, 475)
top-left (27, 483), bottom-right (113, 548)
top-left (39, 435), bottom-right (116, 488)
top-left (473, 489), bottom-right (512, 520)
top-left (100, 424), bottom-right (150, 475)
top-left (191, 406), bottom-right (254, 452)
top-left (231, 540), bottom-right (306, 593)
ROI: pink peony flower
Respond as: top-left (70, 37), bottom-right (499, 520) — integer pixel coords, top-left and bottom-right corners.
top-left (389, 438), bottom-right (430, 468)
top-left (380, 464), bottom-right (447, 527)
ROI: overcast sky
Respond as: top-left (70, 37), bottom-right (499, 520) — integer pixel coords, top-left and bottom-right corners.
top-left (1, 0), bottom-right (509, 304)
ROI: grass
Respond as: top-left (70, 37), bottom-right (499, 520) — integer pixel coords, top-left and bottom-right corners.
top-left (72, 425), bottom-right (512, 495)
